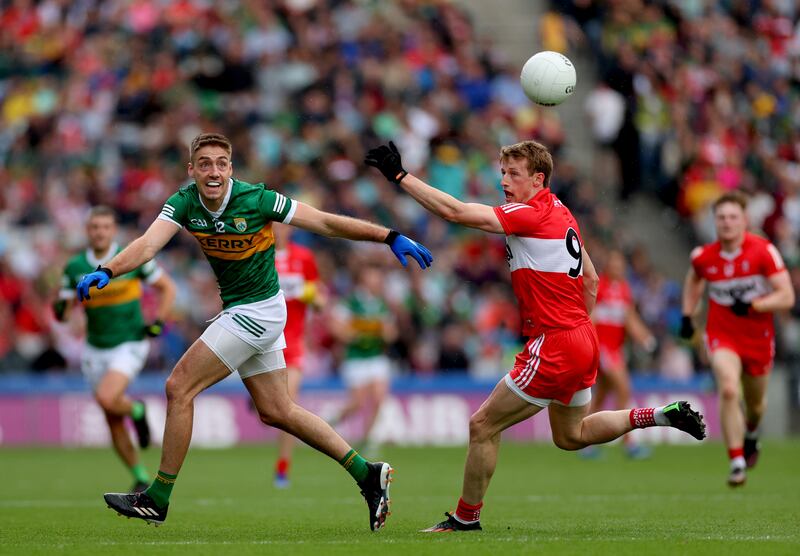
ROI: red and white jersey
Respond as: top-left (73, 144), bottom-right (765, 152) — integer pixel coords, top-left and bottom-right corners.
top-left (691, 232), bottom-right (785, 343)
top-left (593, 275), bottom-right (632, 350)
top-left (493, 188), bottom-right (591, 337)
top-left (276, 243), bottom-right (319, 349)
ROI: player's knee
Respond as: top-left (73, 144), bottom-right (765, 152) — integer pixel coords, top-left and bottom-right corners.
top-left (553, 434), bottom-right (583, 451)
top-left (95, 390), bottom-right (119, 412)
top-left (468, 412), bottom-right (492, 442)
top-left (719, 382), bottom-right (739, 402)
top-left (257, 405), bottom-right (285, 428)
top-left (164, 373), bottom-right (191, 405)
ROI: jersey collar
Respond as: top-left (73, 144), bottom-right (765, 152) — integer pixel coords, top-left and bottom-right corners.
top-left (719, 233), bottom-right (748, 260)
top-left (86, 242), bottom-right (119, 267)
top-left (199, 178), bottom-right (234, 218)
top-left (525, 187), bottom-right (550, 206)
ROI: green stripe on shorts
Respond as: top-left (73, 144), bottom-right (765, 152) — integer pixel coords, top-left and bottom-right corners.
top-left (237, 314), bottom-right (266, 334)
top-left (232, 314), bottom-right (262, 337)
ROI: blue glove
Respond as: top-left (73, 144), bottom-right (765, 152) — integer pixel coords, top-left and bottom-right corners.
top-left (384, 230), bottom-right (433, 269)
top-left (77, 267), bottom-right (113, 301)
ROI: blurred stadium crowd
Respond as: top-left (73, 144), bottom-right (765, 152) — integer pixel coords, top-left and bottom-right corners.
top-left (1, 0), bottom-right (798, 379)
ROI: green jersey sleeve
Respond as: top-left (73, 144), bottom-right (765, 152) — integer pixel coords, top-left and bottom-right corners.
top-left (259, 189), bottom-right (296, 223)
top-left (158, 190), bottom-right (189, 227)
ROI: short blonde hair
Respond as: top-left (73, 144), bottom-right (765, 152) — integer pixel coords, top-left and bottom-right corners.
top-left (190, 133), bottom-right (232, 163)
top-left (713, 191), bottom-right (748, 212)
top-left (500, 140), bottom-right (553, 187)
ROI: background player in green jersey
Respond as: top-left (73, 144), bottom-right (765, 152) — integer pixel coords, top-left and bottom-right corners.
top-left (76, 133), bottom-right (433, 531)
top-left (329, 265), bottom-right (396, 456)
top-left (56, 206), bottom-right (176, 493)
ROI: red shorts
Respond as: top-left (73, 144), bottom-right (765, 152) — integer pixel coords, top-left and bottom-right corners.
top-left (704, 332), bottom-right (774, 377)
top-left (283, 342), bottom-right (304, 371)
top-left (506, 322), bottom-right (599, 406)
top-left (599, 344), bottom-right (625, 373)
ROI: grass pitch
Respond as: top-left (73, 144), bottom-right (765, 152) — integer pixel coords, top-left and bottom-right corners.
top-left (1, 441), bottom-right (798, 555)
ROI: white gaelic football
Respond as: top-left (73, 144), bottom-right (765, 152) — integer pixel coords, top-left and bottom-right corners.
top-left (520, 51), bottom-right (577, 106)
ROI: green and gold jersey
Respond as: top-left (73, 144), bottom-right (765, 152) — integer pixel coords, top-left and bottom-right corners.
top-left (61, 243), bottom-right (161, 349)
top-left (158, 178), bottom-right (295, 308)
top-left (335, 291), bottom-right (392, 360)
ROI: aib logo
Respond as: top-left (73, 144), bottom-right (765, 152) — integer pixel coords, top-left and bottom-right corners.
top-left (565, 85), bottom-right (575, 94)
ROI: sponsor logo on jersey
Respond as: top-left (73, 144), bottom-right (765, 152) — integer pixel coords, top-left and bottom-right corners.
top-left (234, 218), bottom-right (247, 232)
top-left (190, 225), bottom-right (274, 260)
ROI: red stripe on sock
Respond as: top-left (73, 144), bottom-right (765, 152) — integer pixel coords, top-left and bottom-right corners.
top-left (629, 408), bottom-right (656, 429)
top-left (455, 498), bottom-right (483, 523)
top-left (276, 458), bottom-right (289, 475)
top-left (728, 448), bottom-right (744, 460)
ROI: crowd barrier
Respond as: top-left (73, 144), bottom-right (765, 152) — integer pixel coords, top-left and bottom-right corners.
top-left (0, 373), bottom-right (719, 446)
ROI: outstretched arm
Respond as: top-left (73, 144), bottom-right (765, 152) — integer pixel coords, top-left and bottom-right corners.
top-left (289, 202), bottom-right (433, 268)
top-left (77, 219), bottom-right (179, 301)
top-left (365, 142), bottom-right (503, 233)
top-left (290, 202), bottom-right (391, 242)
top-left (398, 174), bottom-right (504, 234)
top-left (106, 219), bottom-right (180, 277)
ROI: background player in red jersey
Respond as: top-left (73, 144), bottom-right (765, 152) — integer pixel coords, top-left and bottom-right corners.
top-left (272, 223), bottom-right (324, 488)
top-left (681, 192), bottom-right (795, 487)
top-left (366, 140), bottom-right (706, 532)
top-left (588, 249), bottom-right (658, 459)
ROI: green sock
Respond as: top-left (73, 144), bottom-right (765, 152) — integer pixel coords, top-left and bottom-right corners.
top-left (339, 449), bottom-right (369, 483)
top-left (130, 401), bottom-right (145, 421)
top-left (145, 471), bottom-right (177, 508)
top-left (131, 463), bottom-right (150, 484)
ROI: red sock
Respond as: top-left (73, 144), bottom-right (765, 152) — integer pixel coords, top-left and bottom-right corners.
top-left (276, 458), bottom-right (290, 476)
top-left (728, 448), bottom-right (744, 460)
top-left (455, 498), bottom-right (482, 523)
top-left (629, 408), bottom-right (656, 428)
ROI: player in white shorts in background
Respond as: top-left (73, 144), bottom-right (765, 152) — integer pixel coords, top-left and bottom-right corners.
top-left (57, 205), bottom-right (176, 492)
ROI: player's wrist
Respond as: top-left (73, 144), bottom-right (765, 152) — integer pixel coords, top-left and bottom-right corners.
top-left (96, 266), bottom-right (113, 279)
top-left (383, 230), bottom-right (400, 245)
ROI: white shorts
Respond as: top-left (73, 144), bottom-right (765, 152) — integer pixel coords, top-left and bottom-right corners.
top-left (340, 355), bottom-right (392, 388)
top-left (200, 294), bottom-right (287, 380)
top-left (504, 376), bottom-right (592, 408)
top-left (81, 339), bottom-right (150, 389)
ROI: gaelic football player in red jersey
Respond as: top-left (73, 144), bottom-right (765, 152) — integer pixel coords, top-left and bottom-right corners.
top-left (366, 140), bottom-right (706, 532)
top-left (589, 249), bottom-right (658, 459)
top-left (680, 192), bottom-right (794, 487)
top-left (272, 223), bottom-right (325, 488)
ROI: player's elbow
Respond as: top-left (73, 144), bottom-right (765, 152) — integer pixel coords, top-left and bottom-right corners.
top-left (784, 288), bottom-right (796, 309)
top-left (440, 207), bottom-right (461, 224)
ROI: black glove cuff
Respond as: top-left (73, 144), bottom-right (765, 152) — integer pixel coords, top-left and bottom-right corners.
top-left (96, 266), bottom-right (113, 279)
top-left (392, 170), bottom-right (408, 184)
top-left (384, 230), bottom-right (400, 245)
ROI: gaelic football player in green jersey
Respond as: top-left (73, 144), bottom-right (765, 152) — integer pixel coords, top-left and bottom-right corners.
top-left (77, 133), bottom-right (433, 531)
top-left (56, 206), bottom-right (176, 493)
top-left (329, 265), bottom-right (397, 457)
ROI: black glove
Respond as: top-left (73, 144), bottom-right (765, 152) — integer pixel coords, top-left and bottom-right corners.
top-left (679, 315), bottom-right (695, 339)
top-left (144, 319), bottom-right (165, 338)
top-left (730, 295), bottom-right (751, 317)
top-left (364, 141), bottom-right (407, 184)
